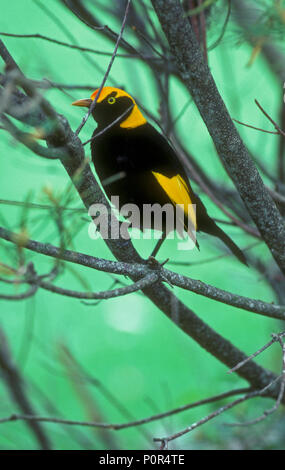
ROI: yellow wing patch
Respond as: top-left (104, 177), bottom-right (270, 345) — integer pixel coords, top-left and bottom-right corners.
top-left (152, 172), bottom-right (197, 231)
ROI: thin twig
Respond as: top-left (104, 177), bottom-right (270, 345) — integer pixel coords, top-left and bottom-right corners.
top-left (233, 118), bottom-right (279, 135)
top-left (226, 333), bottom-right (285, 427)
top-left (38, 272), bottom-right (158, 300)
top-left (208, 0), bottom-right (231, 51)
top-left (0, 31), bottom-right (154, 59)
top-left (0, 114), bottom-right (66, 160)
top-left (0, 284), bottom-right (38, 301)
top-left (153, 377), bottom-right (281, 446)
top-left (228, 332), bottom-right (285, 375)
top-left (0, 386), bottom-right (250, 430)
top-left (255, 99), bottom-right (285, 137)
top-left (0, 329), bottom-right (51, 449)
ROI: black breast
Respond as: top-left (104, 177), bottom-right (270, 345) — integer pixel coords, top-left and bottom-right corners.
top-left (90, 127), bottom-right (140, 206)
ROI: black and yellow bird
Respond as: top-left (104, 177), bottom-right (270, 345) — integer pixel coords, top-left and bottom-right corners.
top-left (72, 87), bottom-right (247, 265)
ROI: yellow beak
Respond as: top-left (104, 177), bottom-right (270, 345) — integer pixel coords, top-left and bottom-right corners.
top-left (72, 98), bottom-right (93, 107)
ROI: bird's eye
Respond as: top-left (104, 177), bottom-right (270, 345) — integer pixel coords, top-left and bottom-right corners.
top-left (108, 97), bottom-right (116, 104)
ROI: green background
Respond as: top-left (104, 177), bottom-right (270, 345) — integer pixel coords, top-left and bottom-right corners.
top-left (0, 0), bottom-right (284, 450)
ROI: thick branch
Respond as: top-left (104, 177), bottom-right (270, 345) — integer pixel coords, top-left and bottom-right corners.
top-left (38, 272), bottom-right (158, 300)
top-left (151, 0), bottom-right (285, 275)
top-left (1, 227), bottom-right (285, 321)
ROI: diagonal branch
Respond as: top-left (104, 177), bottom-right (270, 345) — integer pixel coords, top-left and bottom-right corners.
top-left (0, 31), bottom-right (152, 59)
top-left (0, 329), bottom-right (51, 449)
top-left (1, 227), bottom-right (285, 321)
top-left (0, 386), bottom-right (252, 430)
top-left (153, 377), bottom-right (281, 447)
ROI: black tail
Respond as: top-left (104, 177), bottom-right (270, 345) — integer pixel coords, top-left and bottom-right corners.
top-left (202, 221), bottom-right (248, 266)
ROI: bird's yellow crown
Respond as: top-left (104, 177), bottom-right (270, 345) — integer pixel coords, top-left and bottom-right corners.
top-left (92, 87), bottom-right (146, 129)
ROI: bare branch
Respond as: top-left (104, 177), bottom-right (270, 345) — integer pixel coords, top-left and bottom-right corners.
top-left (38, 272), bottom-right (159, 300)
top-left (227, 332), bottom-right (285, 427)
top-left (153, 377), bottom-right (281, 447)
top-left (83, 104), bottom-right (134, 145)
top-left (228, 332), bottom-right (285, 375)
top-left (233, 118), bottom-right (279, 135)
top-left (255, 99), bottom-right (285, 138)
top-left (0, 114), bottom-right (66, 159)
top-left (0, 283), bottom-right (38, 301)
top-left (0, 31), bottom-right (155, 59)
top-left (0, 386), bottom-right (251, 431)
top-left (1, 227), bottom-right (285, 322)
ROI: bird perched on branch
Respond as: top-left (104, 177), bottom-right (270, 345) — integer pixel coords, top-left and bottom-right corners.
top-left (72, 87), bottom-right (247, 265)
